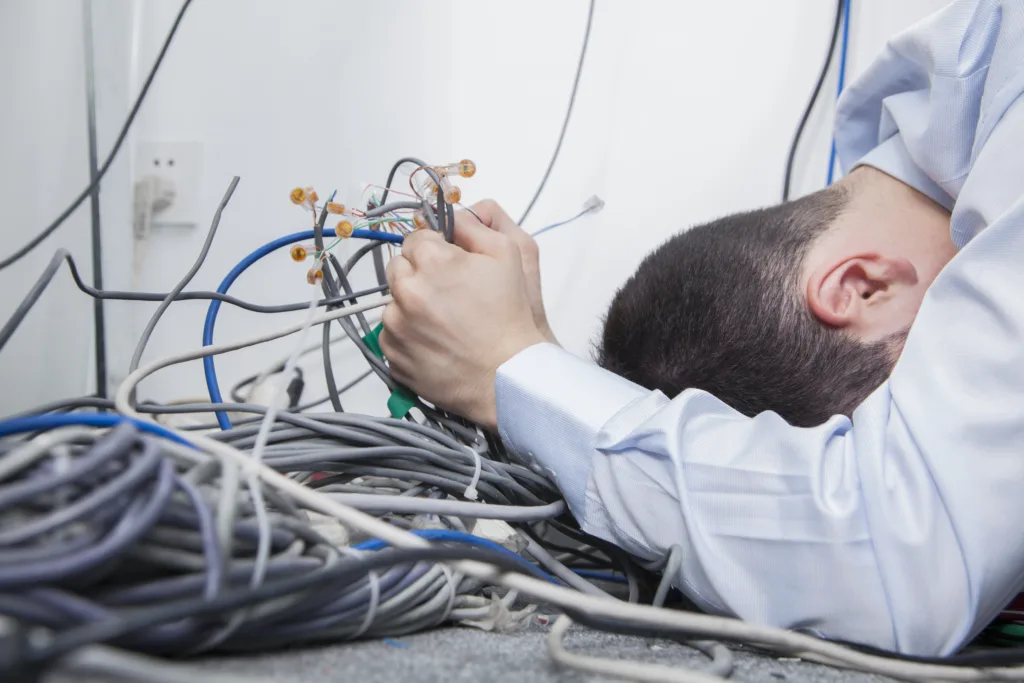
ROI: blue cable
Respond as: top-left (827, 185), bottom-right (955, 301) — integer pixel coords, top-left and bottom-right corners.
top-left (203, 228), bottom-right (403, 430)
top-left (352, 528), bottom-right (558, 584)
top-left (826, 0), bottom-right (852, 185)
top-left (530, 207), bottom-right (591, 239)
top-left (0, 413), bottom-right (195, 447)
top-left (572, 568), bottom-right (628, 585)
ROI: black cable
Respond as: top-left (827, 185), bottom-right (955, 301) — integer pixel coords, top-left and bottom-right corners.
top-left (517, 0), bottom-right (595, 225)
top-left (51, 248), bottom-right (388, 310)
top-left (781, 0), bottom-right (845, 202)
top-left (0, 250), bottom-right (67, 353)
top-left (0, 248), bottom-right (388, 355)
top-left (0, 0), bottom-right (195, 271)
top-left (81, 0), bottom-right (107, 400)
top-left (322, 320), bottom-right (344, 412)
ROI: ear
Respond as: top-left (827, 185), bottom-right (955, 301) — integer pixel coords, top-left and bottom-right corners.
top-left (806, 254), bottom-right (918, 328)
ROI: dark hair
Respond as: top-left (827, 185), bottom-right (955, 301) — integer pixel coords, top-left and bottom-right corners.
top-left (597, 186), bottom-right (902, 428)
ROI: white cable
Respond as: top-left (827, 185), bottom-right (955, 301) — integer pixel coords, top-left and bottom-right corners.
top-left (319, 493), bottom-right (565, 521)
top-left (55, 643), bottom-right (272, 683)
top-left (114, 294), bottom-right (392, 415)
top-left (244, 315), bottom-right (380, 402)
top-left (547, 616), bottom-right (728, 683)
top-left (246, 284), bottom-right (321, 586)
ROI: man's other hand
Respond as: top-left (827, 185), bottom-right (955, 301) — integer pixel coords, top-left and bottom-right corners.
top-left (379, 205), bottom-right (548, 430)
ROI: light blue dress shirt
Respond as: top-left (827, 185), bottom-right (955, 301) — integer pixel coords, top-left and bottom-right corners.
top-left (494, 0), bottom-right (1024, 656)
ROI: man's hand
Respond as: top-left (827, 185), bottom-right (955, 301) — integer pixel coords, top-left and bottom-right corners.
top-left (379, 208), bottom-right (548, 430)
top-left (460, 200), bottom-right (557, 344)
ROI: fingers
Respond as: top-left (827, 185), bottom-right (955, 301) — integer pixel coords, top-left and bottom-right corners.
top-left (385, 253), bottom-right (412, 292)
top-left (378, 305), bottom-right (404, 372)
top-left (456, 199), bottom-right (537, 262)
top-left (452, 217), bottom-right (513, 256)
top-left (401, 229), bottom-right (446, 268)
top-left (466, 199), bottom-right (514, 232)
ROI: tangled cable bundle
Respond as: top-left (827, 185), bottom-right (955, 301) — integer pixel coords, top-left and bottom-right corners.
top-left (0, 420), bottom-right (556, 662)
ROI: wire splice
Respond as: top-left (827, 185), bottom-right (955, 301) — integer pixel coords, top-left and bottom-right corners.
top-left (437, 175), bottom-right (461, 204)
top-left (436, 159), bottom-right (476, 179)
top-left (334, 220), bottom-right (354, 239)
top-left (290, 187), bottom-right (319, 210)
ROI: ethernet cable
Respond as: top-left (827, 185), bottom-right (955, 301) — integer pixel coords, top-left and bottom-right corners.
top-left (128, 176), bottom-right (239, 383)
top-left (518, 0), bottom-right (596, 225)
top-left (320, 493), bottom-right (565, 521)
top-left (201, 225), bottom-right (403, 430)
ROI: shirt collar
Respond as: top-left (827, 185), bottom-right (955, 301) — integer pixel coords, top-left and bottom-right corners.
top-left (853, 133), bottom-right (955, 212)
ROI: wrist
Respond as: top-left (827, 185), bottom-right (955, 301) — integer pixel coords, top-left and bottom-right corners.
top-left (472, 327), bottom-right (548, 431)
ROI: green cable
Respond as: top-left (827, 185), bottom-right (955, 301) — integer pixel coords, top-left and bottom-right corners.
top-left (362, 323), bottom-right (416, 418)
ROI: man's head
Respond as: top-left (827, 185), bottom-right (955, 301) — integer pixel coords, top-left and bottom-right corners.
top-left (598, 166), bottom-right (955, 427)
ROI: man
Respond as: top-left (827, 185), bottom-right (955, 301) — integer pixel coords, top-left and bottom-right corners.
top-left (380, 0), bottom-right (1024, 656)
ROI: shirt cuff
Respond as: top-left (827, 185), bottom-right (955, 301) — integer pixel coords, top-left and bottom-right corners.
top-left (494, 343), bottom-right (648, 515)
top-left (855, 133), bottom-right (955, 211)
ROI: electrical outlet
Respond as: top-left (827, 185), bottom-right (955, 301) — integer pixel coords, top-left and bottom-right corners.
top-left (135, 141), bottom-right (203, 227)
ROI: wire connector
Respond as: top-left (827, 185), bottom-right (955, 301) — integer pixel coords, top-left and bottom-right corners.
top-left (582, 195), bottom-right (605, 214)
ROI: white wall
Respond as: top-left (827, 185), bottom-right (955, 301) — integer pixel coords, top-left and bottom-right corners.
top-left (0, 0), bottom-right (133, 416)
top-left (0, 0), bottom-right (951, 416)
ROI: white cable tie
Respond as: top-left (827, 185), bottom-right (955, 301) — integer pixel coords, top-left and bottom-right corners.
top-left (463, 446), bottom-right (482, 501)
top-left (351, 569), bottom-right (380, 640)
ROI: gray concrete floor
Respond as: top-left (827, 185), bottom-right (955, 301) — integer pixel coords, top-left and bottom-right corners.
top-left (175, 621), bottom-right (899, 683)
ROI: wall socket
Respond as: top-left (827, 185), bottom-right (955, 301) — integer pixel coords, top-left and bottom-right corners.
top-left (135, 141), bottom-right (203, 227)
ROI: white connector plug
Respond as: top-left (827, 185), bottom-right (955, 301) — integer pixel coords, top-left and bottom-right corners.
top-left (582, 194), bottom-right (605, 214)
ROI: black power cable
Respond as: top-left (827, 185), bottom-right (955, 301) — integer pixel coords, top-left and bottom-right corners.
top-left (81, 0), bottom-right (107, 400)
top-left (0, 248), bottom-right (388, 354)
top-left (0, 0), bottom-right (195, 272)
top-left (517, 0), bottom-right (596, 226)
top-left (781, 0), bottom-right (845, 202)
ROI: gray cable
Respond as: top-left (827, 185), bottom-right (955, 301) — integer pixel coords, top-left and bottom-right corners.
top-left (547, 615), bottom-right (732, 683)
top-left (128, 176), bottom-right (240, 391)
top-left (52, 643), bottom-right (272, 683)
top-left (524, 538), bottom-right (611, 597)
top-left (518, 0), bottom-right (595, 225)
top-left (321, 494), bottom-right (564, 521)
top-left (0, 249), bottom-right (70, 352)
top-left (652, 544), bottom-right (683, 608)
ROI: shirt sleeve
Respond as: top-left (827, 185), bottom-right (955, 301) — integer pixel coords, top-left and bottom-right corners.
top-left (496, 0), bottom-right (1024, 657)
